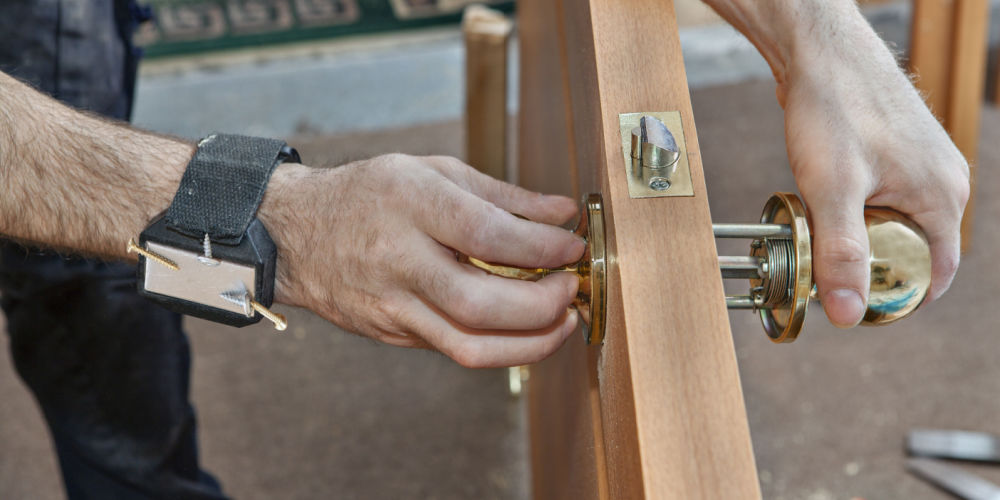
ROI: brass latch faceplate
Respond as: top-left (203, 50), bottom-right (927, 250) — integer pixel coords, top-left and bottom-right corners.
top-left (619, 112), bottom-right (694, 198)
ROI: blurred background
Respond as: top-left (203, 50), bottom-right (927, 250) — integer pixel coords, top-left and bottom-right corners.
top-left (2, 0), bottom-right (1000, 498)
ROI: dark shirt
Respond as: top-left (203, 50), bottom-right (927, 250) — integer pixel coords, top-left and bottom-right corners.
top-left (0, 0), bottom-right (145, 119)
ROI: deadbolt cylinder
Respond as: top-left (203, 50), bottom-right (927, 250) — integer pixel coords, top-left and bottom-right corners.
top-left (631, 116), bottom-right (681, 192)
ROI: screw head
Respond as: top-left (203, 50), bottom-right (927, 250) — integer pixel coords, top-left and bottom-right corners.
top-left (648, 177), bottom-right (671, 191)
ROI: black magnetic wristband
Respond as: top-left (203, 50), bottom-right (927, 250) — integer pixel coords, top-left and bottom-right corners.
top-left (134, 133), bottom-right (300, 329)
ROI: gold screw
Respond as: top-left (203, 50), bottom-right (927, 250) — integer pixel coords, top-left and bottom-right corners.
top-left (219, 285), bottom-right (288, 332)
top-left (250, 300), bottom-right (287, 331)
top-left (127, 238), bottom-right (179, 271)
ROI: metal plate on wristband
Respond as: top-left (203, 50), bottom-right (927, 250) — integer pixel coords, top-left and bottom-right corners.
top-left (143, 241), bottom-right (257, 316)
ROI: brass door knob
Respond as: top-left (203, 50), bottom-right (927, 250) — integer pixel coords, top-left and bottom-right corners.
top-left (459, 193), bottom-right (607, 345)
top-left (715, 192), bottom-right (931, 343)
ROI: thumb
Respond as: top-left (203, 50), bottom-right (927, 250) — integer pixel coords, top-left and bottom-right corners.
top-left (807, 189), bottom-right (870, 328)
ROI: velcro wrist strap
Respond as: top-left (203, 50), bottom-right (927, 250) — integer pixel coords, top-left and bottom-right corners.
top-left (165, 133), bottom-right (298, 245)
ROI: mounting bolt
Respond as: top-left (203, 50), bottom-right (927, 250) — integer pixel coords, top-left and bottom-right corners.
top-left (648, 177), bottom-right (671, 191)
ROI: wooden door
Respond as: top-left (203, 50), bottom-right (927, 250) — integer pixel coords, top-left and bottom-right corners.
top-left (519, 1), bottom-right (761, 498)
top-left (908, 0), bottom-right (989, 251)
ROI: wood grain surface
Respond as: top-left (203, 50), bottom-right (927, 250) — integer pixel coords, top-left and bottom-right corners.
top-left (519, 2), bottom-right (604, 499)
top-left (521, 1), bottom-right (760, 498)
top-left (945, 0), bottom-right (989, 252)
top-left (909, 0), bottom-right (989, 252)
top-left (995, 53), bottom-right (1000, 105)
top-left (463, 6), bottom-right (512, 181)
top-left (516, 1), bottom-right (578, 199)
top-left (909, 0), bottom-right (956, 119)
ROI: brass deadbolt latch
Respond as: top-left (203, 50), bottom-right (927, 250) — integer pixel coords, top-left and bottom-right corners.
top-left (716, 192), bottom-right (932, 343)
top-left (458, 191), bottom-right (930, 348)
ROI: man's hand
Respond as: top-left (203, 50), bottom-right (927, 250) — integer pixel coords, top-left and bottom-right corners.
top-left (0, 71), bottom-right (584, 368)
top-left (780, 34), bottom-right (968, 327)
top-left (262, 155), bottom-right (585, 368)
top-left (703, 0), bottom-right (969, 327)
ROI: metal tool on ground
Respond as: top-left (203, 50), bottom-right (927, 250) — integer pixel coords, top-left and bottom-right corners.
top-left (906, 429), bottom-right (1000, 500)
top-left (715, 192), bottom-right (932, 342)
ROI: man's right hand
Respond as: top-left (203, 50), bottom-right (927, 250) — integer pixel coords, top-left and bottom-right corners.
top-left (260, 154), bottom-right (586, 368)
top-left (0, 72), bottom-right (583, 368)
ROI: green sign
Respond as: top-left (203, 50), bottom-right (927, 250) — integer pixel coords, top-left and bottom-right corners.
top-left (137, 0), bottom-right (515, 58)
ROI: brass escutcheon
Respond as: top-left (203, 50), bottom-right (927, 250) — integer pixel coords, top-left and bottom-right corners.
top-left (459, 193), bottom-right (607, 345)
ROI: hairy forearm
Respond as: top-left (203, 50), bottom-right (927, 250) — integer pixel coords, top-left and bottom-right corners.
top-left (0, 71), bottom-right (314, 305)
top-left (701, 0), bottom-right (901, 94)
top-left (0, 72), bottom-right (588, 367)
top-left (0, 71), bottom-right (193, 258)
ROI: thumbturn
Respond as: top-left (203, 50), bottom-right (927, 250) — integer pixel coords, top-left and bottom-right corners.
top-left (458, 193), bottom-right (607, 345)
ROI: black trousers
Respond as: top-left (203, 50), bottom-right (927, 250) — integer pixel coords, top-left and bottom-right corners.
top-left (1, 1), bottom-right (225, 498)
top-left (0, 251), bottom-right (226, 500)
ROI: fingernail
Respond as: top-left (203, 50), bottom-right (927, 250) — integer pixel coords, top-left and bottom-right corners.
top-left (826, 289), bottom-right (866, 328)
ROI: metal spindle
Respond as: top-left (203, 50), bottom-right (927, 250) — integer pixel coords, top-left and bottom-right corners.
top-left (725, 296), bottom-right (767, 310)
top-left (719, 255), bottom-right (766, 279)
top-left (712, 223), bottom-right (792, 239)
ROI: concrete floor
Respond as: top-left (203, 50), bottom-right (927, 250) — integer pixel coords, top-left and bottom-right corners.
top-left (1, 80), bottom-right (999, 499)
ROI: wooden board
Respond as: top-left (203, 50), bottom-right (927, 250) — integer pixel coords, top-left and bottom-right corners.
top-left (516, 0), bottom-right (578, 199)
top-left (909, 0), bottom-right (956, 120)
top-left (463, 6), bottom-right (512, 181)
top-left (520, 1), bottom-right (760, 498)
top-left (909, 0), bottom-right (988, 252)
top-left (995, 54), bottom-right (1000, 105)
top-left (945, 0), bottom-right (989, 252)
top-left (518, 2), bottom-right (603, 499)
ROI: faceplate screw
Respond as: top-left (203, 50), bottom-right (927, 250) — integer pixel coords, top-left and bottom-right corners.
top-left (649, 177), bottom-right (671, 191)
